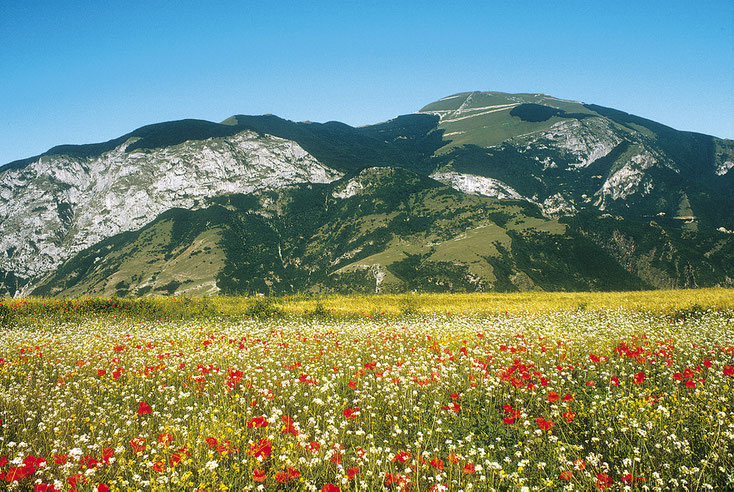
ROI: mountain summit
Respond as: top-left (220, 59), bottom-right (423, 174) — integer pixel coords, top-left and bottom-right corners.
top-left (2, 91), bottom-right (733, 297)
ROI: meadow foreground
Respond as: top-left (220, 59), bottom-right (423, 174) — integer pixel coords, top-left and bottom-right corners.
top-left (1, 308), bottom-right (733, 491)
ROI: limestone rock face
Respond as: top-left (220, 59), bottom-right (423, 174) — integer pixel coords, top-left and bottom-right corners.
top-left (0, 130), bottom-right (341, 294)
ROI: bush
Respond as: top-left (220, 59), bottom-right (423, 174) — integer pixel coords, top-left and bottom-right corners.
top-left (307, 302), bottom-right (332, 319)
top-left (245, 298), bottom-right (282, 318)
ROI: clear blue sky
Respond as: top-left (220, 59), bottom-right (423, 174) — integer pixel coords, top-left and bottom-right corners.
top-left (1, 0), bottom-right (732, 164)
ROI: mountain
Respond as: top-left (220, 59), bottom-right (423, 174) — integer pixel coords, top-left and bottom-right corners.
top-left (419, 92), bottom-right (734, 224)
top-left (2, 91), bottom-right (733, 297)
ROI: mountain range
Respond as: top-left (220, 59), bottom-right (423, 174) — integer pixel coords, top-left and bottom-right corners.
top-left (2, 91), bottom-right (733, 297)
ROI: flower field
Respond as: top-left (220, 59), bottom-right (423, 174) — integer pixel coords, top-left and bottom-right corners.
top-left (1, 307), bottom-right (733, 491)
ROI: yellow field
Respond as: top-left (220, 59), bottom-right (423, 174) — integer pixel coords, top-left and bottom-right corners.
top-left (3, 287), bottom-right (733, 321)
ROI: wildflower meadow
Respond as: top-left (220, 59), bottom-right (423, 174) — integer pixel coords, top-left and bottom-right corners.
top-left (1, 296), bottom-right (733, 491)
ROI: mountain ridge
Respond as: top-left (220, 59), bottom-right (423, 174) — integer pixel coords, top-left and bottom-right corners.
top-left (2, 90), bottom-right (733, 297)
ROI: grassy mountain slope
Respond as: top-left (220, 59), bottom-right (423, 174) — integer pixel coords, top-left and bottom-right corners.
top-left (31, 167), bottom-right (733, 297)
top-left (420, 91), bottom-right (734, 228)
top-left (420, 92), bottom-right (598, 150)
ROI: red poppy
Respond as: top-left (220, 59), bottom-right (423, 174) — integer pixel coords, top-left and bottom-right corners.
top-left (560, 470), bottom-right (573, 480)
top-left (610, 376), bottom-right (620, 386)
top-left (67, 474), bottom-right (83, 488)
top-left (215, 440), bottom-right (239, 455)
top-left (503, 416), bottom-right (516, 424)
top-left (562, 393), bottom-right (574, 401)
top-left (158, 433), bottom-right (173, 446)
top-left (547, 392), bottom-right (559, 403)
top-left (393, 451), bottom-right (412, 463)
top-left (462, 462), bottom-right (475, 474)
top-left (97, 369), bottom-right (106, 377)
top-left (5, 464), bottom-right (35, 481)
top-left (34, 483), bottom-right (58, 491)
top-left (101, 447), bottom-right (114, 464)
top-left (633, 371), bottom-right (645, 384)
top-left (385, 473), bottom-right (410, 486)
top-left (247, 416), bottom-right (268, 428)
top-left (205, 437), bottom-right (218, 448)
top-left (321, 484), bottom-right (340, 492)
top-left (703, 358), bottom-right (712, 368)
top-left (574, 459), bottom-right (586, 470)
top-left (130, 437), bottom-right (146, 453)
top-left (79, 456), bottom-right (99, 470)
top-left (348, 380), bottom-right (357, 390)
top-left (98, 484), bottom-right (109, 492)
top-left (685, 380), bottom-right (696, 388)
top-left (169, 453), bottom-right (182, 467)
top-left (281, 415), bottom-right (299, 436)
top-left (596, 473), bottom-right (613, 489)
top-left (442, 401), bottom-right (461, 412)
top-left (248, 438), bottom-right (272, 459)
top-left (53, 454), bottom-right (68, 465)
top-left (563, 411), bottom-right (575, 422)
top-left (344, 407), bottom-right (360, 419)
top-left (275, 471), bottom-right (289, 483)
top-left (152, 460), bottom-right (165, 473)
top-left (447, 453), bottom-right (460, 464)
top-left (136, 402), bottom-right (151, 415)
top-left (329, 452), bottom-right (342, 465)
top-left (347, 467), bottom-right (360, 479)
top-left (253, 469), bottom-right (266, 482)
top-left (306, 441), bottom-right (321, 453)
top-left (430, 458), bottom-right (444, 470)
top-left (724, 365), bottom-right (734, 376)
top-left (450, 392), bottom-right (460, 400)
top-left (536, 416), bottom-right (555, 430)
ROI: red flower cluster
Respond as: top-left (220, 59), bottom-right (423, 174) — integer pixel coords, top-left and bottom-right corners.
top-left (393, 451), bottom-right (412, 463)
top-left (248, 438), bottom-right (272, 459)
top-left (502, 403), bottom-right (521, 424)
top-left (274, 467), bottom-right (300, 484)
top-left (536, 416), bottom-right (555, 431)
top-left (596, 472), bottom-right (613, 489)
top-left (136, 401), bottom-right (151, 415)
top-left (247, 416), bottom-right (268, 428)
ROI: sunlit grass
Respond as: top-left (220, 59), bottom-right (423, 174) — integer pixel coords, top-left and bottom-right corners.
top-left (2, 288), bottom-right (734, 324)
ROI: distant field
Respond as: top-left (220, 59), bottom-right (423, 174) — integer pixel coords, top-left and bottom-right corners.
top-left (2, 288), bottom-right (734, 323)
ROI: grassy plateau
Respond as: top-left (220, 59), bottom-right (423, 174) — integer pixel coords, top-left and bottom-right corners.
top-left (1, 289), bottom-right (733, 491)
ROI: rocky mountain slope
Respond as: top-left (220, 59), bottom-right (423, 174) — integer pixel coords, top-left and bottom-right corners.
top-left (2, 91), bottom-right (733, 297)
top-left (30, 167), bottom-right (734, 297)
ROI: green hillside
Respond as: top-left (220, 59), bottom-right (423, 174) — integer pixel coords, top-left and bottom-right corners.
top-left (32, 167), bottom-right (734, 297)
